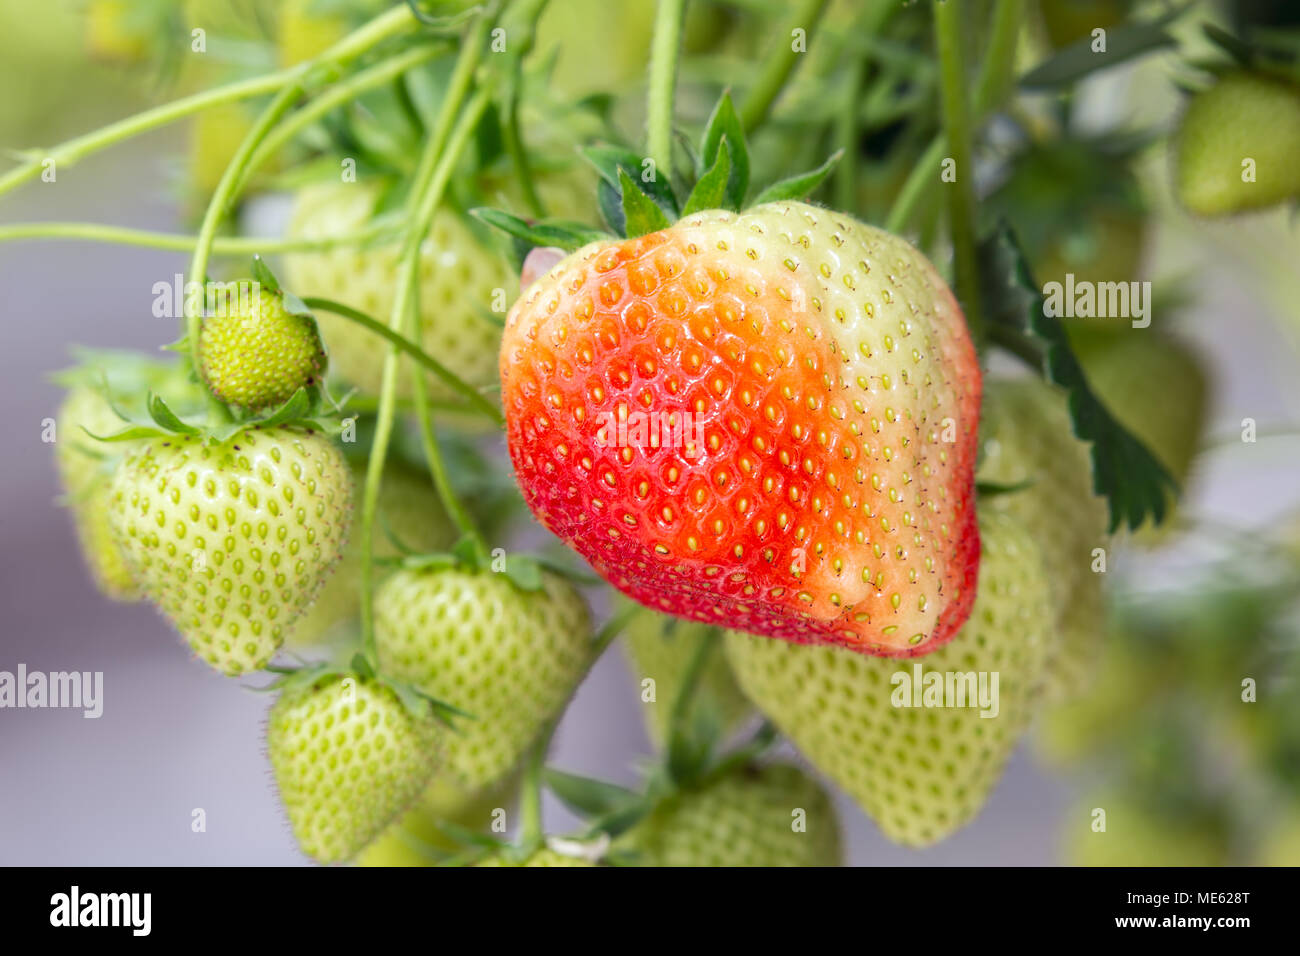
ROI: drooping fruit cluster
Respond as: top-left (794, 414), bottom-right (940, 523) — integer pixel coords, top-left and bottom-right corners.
top-left (501, 201), bottom-right (982, 656)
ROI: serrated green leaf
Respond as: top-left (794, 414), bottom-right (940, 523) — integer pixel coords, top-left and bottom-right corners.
top-left (979, 226), bottom-right (1177, 532)
top-left (544, 768), bottom-right (641, 818)
top-left (699, 92), bottom-right (750, 211)
top-left (681, 137), bottom-right (731, 216)
top-left (470, 207), bottom-right (610, 251)
top-left (1019, 5), bottom-right (1189, 89)
top-left (751, 150), bottom-right (844, 205)
top-left (619, 168), bottom-right (673, 238)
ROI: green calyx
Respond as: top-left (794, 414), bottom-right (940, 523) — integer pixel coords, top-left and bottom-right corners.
top-left (472, 90), bottom-right (843, 256)
top-left (261, 656), bottom-right (472, 732)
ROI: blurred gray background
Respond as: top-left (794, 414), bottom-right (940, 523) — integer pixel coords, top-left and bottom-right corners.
top-left (3, 47), bottom-right (1300, 866)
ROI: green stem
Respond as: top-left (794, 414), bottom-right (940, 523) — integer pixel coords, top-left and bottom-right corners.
top-left (974, 0), bottom-right (1026, 113)
top-left (410, 371), bottom-right (483, 542)
top-left (237, 43), bottom-right (445, 193)
top-left (934, 0), bottom-right (982, 340)
top-left (738, 0), bottom-right (830, 134)
top-left (358, 10), bottom-right (496, 655)
top-left (646, 0), bottom-right (687, 178)
top-left (0, 4), bottom-right (418, 202)
top-left (519, 732), bottom-right (548, 847)
top-left (884, 0), bottom-right (1023, 235)
top-left (666, 629), bottom-right (718, 743)
top-left (833, 59), bottom-right (864, 211)
top-left (0, 221), bottom-right (400, 253)
top-left (300, 297), bottom-right (503, 424)
top-left (186, 82), bottom-right (307, 375)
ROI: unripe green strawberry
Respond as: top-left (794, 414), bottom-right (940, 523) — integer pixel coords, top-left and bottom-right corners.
top-left (622, 610), bottom-right (751, 746)
top-left (1175, 71), bottom-right (1300, 216)
top-left (286, 460), bottom-right (455, 648)
top-left (1064, 790), bottom-right (1230, 866)
top-left (375, 568), bottom-right (591, 797)
top-left (1073, 331), bottom-right (1209, 519)
top-left (619, 762), bottom-right (842, 867)
top-left (56, 386), bottom-right (142, 601)
top-left (108, 427), bottom-right (352, 675)
top-left (283, 182), bottom-right (511, 402)
top-left (725, 509), bottom-right (1053, 846)
top-left (977, 378), bottom-right (1110, 698)
top-left (197, 286), bottom-right (326, 411)
top-left (267, 672), bottom-right (441, 864)
top-left (475, 848), bottom-right (595, 867)
top-left (502, 201), bottom-right (982, 656)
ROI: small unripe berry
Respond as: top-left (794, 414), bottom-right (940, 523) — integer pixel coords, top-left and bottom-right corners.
top-left (198, 286), bottom-right (326, 410)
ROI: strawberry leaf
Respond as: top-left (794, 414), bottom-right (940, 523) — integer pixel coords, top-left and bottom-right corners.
top-left (583, 144), bottom-right (680, 229)
top-left (619, 168), bottom-right (673, 238)
top-left (544, 768), bottom-right (642, 818)
top-left (979, 226), bottom-right (1178, 532)
top-left (147, 393), bottom-right (202, 435)
top-left (1020, 4), bottom-right (1189, 90)
top-left (681, 136), bottom-right (731, 216)
top-left (751, 150), bottom-right (844, 205)
top-left (470, 207), bottom-right (610, 251)
top-left (699, 92), bottom-right (749, 210)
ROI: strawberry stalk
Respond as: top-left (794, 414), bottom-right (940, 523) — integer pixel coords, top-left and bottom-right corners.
top-left (737, 0), bottom-right (831, 134)
top-left (885, 0), bottom-right (1025, 236)
top-left (646, 0), bottom-right (688, 178)
top-left (0, 220), bottom-right (401, 254)
top-left (0, 4), bottom-right (422, 202)
top-left (358, 7), bottom-right (499, 656)
top-left (933, 0), bottom-right (983, 342)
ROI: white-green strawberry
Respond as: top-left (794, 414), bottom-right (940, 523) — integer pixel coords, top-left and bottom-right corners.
top-left (620, 762), bottom-right (842, 867)
top-left (108, 427), bottom-right (352, 675)
top-left (56, 385), bottom-right (143, 601)
top-left (977, 377), bottom-right (1111, 699)
top-left (725, 509), bottom-right (1053, 846)
top-left (374, 567), bottom-right (591, 805)
top-left (286, 459), bottom-right (455, 648)
top-left (1175, 71), bottom-right (1300, 216)
top-left (267, 671), bottom-right (441, 864)
top-left (283, 181), bottom-right (510, 402)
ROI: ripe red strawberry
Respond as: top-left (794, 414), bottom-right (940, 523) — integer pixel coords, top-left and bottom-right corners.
top-left (500, 201), bottom-right (981, 656)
